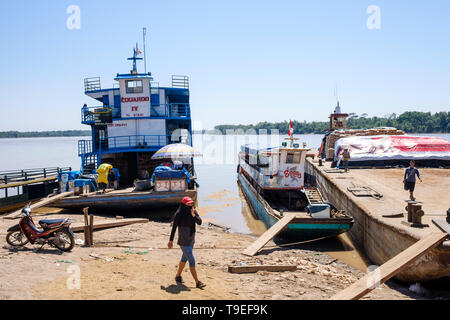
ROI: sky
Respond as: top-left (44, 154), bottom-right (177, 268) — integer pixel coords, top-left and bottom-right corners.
top-left (0, 0), bottom-right (449, 131)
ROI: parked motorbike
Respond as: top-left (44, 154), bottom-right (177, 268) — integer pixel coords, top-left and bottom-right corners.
top-left (6, 203), bottom-right (75, 252)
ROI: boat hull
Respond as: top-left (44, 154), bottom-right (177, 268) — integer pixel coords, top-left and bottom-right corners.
top-left (51, 188), bottom-right (197, 213)
top-left (238, 173), bottom-right (353, 241)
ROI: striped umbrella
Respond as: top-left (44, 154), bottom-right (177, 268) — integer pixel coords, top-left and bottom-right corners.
top-left (151, 143), bottom-right (202, 159)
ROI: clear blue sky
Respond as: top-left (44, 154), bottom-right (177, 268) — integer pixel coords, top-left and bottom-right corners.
top-left (0, 0), bottom-right (449, 131)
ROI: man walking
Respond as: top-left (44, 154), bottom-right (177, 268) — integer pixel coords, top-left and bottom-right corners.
top-left (404, 160), bottom-right (422, 201)
top-left (168, 197), bottom-right (206, 289)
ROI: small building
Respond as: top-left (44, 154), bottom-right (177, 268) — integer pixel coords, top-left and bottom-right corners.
top-left (329, 101), bottom-right (348, 130)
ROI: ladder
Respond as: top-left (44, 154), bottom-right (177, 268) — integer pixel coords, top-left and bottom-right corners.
top-left (304, 187), bottom-right (325, 204)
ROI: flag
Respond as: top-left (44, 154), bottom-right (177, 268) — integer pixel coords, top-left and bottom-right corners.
top-left (136, 43), bottom-right (142, 55)
top-left (289, 120), bottom-right (294, 137)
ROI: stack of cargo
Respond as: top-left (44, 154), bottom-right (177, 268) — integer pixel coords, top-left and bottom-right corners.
top-left (325, 128), bottom-right (405, 160)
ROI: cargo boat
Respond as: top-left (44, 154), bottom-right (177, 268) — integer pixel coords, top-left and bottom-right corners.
top-left (52, 44), bottom-right (198, 212)
top-left (237, 136), bottom-right (354, 241)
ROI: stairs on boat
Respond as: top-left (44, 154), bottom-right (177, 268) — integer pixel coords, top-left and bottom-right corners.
top-left (304, 188), bottom-right (324, 204)
top-left (82, 154), bottom-right (99, 174)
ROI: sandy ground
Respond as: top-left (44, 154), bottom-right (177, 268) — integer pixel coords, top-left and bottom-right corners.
top-left (0, 207), bottom-right (443, 300)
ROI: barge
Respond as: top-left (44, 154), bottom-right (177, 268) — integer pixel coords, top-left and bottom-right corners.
top-left (308, 103), bottom-right (450, 282)
top-left (237, 131), bottom-right (354, 241)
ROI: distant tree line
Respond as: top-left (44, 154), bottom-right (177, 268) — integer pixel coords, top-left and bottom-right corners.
top-left (0, 130), bottom-right (91, 138)
top-left (214, 111), bottom-right (449, 134)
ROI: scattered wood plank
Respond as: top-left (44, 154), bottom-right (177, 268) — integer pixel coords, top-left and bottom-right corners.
top-left (228, 265), bottom-right (297, 274)
top-left (71, 218), bottom-right (149, 233)
top-left (3, 191), bottom-right (75, 219)
top-left (242, 213), bottom-right (297, 256)
top-left (330, 232), bottom-right (448, 300)
top-left (432, 219), bottom-right (450, 236)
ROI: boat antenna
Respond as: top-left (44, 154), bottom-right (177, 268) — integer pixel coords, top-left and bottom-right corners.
top-left (143, 27), bottom-right (148, 74)
top-left (334, 84), bottom-right (340, 112)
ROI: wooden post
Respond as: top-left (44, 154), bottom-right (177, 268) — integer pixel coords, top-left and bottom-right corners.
top-left (89, 214), bottom-right (94, 245)
top-left (83, 207), bottom-right (91, 246)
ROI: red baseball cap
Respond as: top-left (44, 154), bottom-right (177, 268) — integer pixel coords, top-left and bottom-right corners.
top-left (182, 197), bottom-right (194, 205)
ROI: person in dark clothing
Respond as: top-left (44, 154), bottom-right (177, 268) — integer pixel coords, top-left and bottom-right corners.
top-left (404, 160), bottom-right (422, 201)
top-left (168, 197), bottom-right (205, 288)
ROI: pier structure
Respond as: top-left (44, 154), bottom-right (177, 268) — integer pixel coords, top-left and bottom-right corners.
top-left (79, 47), bottom-right (192, 185)
top-left (0, 167), bottom-right (71, 213)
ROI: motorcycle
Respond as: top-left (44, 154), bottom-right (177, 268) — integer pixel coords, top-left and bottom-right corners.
top-left (6, 202), bottom-right (75, 252)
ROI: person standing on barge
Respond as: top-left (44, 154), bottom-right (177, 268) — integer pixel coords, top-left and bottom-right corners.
top-left (404, 160), bottom-right (422, 201)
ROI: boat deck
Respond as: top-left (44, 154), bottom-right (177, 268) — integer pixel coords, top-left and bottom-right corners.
top-left (306, 158), bottom-right (450, 282)
top-left (312, 160), bottom-right (449, 239)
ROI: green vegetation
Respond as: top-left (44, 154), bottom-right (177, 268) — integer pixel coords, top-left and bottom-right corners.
top-left (0, 130), bottom-right (91, 138)
top-left (214, 111), bottom-right (450, 134)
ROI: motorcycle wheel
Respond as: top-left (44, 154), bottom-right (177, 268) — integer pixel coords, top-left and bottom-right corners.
top-left (6, 230), bottom-right (29, 247)
top-left (53, 228), bottom-right (75, 252)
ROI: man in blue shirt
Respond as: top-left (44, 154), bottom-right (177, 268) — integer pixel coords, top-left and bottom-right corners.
top-left (404, 160), bottom-right (422, 201)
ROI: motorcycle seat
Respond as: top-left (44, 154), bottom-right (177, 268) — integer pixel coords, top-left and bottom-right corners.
top-left (39, 218), bottom-right (67, 227)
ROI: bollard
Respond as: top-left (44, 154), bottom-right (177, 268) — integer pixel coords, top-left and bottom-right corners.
top-left (405, 201), bottom-right (416, 223)
top-left (319, 158), bottom-right (323, 167)
top-left (446, 208), bottom-right (450, 224)
top-left (411, 203), bottom-right (425, 226)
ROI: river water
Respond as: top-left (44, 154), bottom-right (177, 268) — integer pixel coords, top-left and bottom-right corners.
top-left (1, 133), bottom-right (449, 272)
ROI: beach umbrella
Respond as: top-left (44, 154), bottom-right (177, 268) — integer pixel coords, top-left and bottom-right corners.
top-left (151, 143), bottom-right (202, 159)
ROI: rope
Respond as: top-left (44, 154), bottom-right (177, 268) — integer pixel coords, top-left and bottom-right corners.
top-left (90, 234), bottom-right (335, 250)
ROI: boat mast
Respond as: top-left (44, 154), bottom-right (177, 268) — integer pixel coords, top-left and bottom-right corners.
top-left (143, 27), bottom-right (148, 74)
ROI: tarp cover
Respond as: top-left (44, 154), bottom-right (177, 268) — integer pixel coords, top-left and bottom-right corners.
top-left (334, 135), bottom-right (450, 163)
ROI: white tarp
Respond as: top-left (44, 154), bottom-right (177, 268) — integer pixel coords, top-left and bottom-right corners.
top-left (334, 135), bottom-right (450, 163)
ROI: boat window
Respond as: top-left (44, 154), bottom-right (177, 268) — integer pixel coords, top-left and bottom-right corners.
top-left (286, 152), bottom-right (301, 164)
top-left (126, 80), bottom-right (143, 94)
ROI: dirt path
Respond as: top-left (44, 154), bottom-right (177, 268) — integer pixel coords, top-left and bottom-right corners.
top-left (0, 209), bottom-right (438, 300)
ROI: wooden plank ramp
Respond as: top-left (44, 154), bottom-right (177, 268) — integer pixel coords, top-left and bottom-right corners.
top-left (71, 218), bottom-right (149, 232)
top-left (2, 191), bottom-right (75, 219)
top-left (242, 213), bottom-right (297, 256)
top-left (228, 265), bottom-right (297, 274)
top-left (330, 231), bottom-right (448, 300)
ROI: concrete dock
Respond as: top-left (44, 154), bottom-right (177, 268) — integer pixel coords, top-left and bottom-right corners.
top-left (306, 158), bottom-right (450, 282)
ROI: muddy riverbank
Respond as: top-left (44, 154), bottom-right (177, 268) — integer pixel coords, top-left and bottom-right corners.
top-left (0, 208), bottom-right (439, 300)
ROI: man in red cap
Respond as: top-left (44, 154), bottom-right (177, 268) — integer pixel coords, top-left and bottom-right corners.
top-left (168, 197), bottom-right (205, 288)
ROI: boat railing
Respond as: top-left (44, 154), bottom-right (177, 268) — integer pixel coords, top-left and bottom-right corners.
top-left (0, 167), bottom-right (72, 186)
top-left (172, 75), bottom-right (189, 89)
top-left (84, 77), bottom-right (101, 92)
top-left (78, 135), bottom-right (185, 155)
top-left (81, 104), bottom-right (189, 123)
top-left (81, 106), bottom-right (113, 124)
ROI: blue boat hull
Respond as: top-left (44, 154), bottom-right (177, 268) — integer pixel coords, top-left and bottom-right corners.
top-left (51, 188), bottom-right (197, 214)
top-left (238, 173), bottom-right (353, 241)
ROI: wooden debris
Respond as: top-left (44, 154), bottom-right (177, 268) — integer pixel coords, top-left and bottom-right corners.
top-left (242, 213), bottom-right (297, 256)
top-left (228, 265), bottom-right (297, 274)
top-left (432, 219), bottom-right (450, 236)
top-left (347, 186), bottom-right (382, 200)
top-left (3, 191), bottom-right (75, 219)
top-left (330, 232), bottom-right (448, 300)
top-left (71, 218), bottom-right (149, 233)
